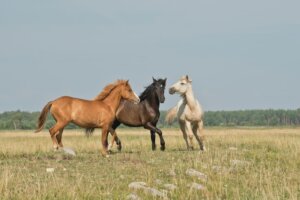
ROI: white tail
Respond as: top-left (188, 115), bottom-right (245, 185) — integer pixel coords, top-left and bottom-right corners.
top-left (165, 105), bottom-right (178, 124)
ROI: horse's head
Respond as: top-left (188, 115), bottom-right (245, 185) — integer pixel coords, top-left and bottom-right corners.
top-left (120, 80), bottom-right (140, 104)
top-left (169, 75), bottom-right (192, 95)
top-left (152, 77), bottom-right (167, 103)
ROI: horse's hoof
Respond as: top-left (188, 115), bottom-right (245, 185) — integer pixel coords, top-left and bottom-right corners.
top-left (117, 146), bottom-right (122, 151)
top-left (107, 144), bottom-right (113, 151)
top-left (152, 145), bottom-right (157, 151)
top-left (187, 147), bottom-right (194, 151)
top-left (160, 145), bottom-right (166, 151)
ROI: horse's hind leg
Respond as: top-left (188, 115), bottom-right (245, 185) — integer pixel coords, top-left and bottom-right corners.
top-left (56, 128), bottom-right (64, 148)
top-left (150, 121), bottom-right (158, 151)
top-left (185, 121), bottom-right (194, 150)
top-left (193, 121), bottom-right (206, 151)
top-left (49, 122), bottom-right (67, 150)
top-left (150, 130), bottom-right (156, 151)
top-left (179, 121), bottom-right (190, 150)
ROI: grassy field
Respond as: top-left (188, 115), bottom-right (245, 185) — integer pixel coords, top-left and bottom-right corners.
top-left (0, 128), bottom-right (299, 200)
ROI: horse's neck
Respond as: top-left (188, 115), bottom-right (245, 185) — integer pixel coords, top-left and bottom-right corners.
top-left (183, 87), bottom-right (197, 110)
top-left (102, 88), bottom-right (122, 113)
top-left (146, 93), bottom-right (160, 111)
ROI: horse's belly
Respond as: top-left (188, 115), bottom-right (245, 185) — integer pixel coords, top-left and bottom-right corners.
top-left (118, 116), bottom-right (142, 127)
top-left (72, 109), bottom-right (109, 128)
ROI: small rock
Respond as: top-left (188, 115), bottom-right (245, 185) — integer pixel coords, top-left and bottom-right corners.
top-left (169, 169), bottom-right (176, 177)
top-left (129, 182), bottom-right (168, 199)
top-left (146, 187), bottom-right (166, 198)
top-left (229, 147), bottom-right (238, 151)
top-left (46, 168), bottom-right (55, 173)
top-left (189, 183), bottom-right (205, 191)
top-left (186, 169), bottom-right (207, 181)
top-left (155, 179), bottom-right (163, 185)
top-left (212, 165), bottom-right (228, 173)
top-left (120, 175), bottom-right (125, 180)
top-left (63, 168), bottom-right (67, 171)
top-left (212, 165), bottom-right (222, 171)
top-left (129, 182), bottom-right (147, 190)
top-left (161, 189), bottom-right (169, 195)
top-left (164, 184), bottom-right (177, 191)
top-left (126, 193), bottom-right (140, 200)
top-left (63, 147), bottom-right (76, 156)
top-left (230, 160), bottom-right (250, 167)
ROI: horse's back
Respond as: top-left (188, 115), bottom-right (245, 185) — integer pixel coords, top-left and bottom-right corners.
top-left (50, 96), bottom-right (112, 127)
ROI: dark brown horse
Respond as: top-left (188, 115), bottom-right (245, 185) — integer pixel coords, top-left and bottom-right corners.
top-left (35, 80), bottom-right (140, 157)
top-left (105, 78), bottom-right (167, 151)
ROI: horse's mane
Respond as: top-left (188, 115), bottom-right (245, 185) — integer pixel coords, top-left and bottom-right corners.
top-left (94, 80), bottom-right (127, 101)
top-left (139, 83), bottom-right (156, 101)
top-left (139, 79), bottom-right (165, 101)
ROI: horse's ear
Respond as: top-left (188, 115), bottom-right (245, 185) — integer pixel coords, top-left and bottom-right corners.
top-left (125, 80), bottom-right (129, 85)
top-left (163, 78), bottom-right (167, 85)
top-left (186, 75), bottom-right (192, 83)
top-left (152, 77), bottom-right (157, 82)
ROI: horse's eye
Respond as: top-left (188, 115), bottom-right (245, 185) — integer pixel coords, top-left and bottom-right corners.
top-left (180, 83), bottom-right (185, 85)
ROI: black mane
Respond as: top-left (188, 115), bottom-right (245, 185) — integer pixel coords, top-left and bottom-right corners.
top-left (139, 83), bottom-right (156, 101)
top-left (139, 79), bottom-right (165, 101)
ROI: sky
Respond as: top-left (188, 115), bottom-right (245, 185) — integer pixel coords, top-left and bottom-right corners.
top-left (0, 0), bottom-right (299, 112)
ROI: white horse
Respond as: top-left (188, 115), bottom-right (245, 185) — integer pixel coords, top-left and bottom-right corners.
top-left (166, 75), bottom-right (206, 151)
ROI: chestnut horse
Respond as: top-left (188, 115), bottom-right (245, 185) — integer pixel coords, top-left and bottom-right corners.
top-left (35, 80), bottom-right (140, 157)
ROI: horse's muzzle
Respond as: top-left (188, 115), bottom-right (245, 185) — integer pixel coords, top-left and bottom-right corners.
top-left (160, 96), bottom-right (165, 103)
top-left (133, 97), bottom-right (140, 104)
top-left (169, 88), bottom-right (176, 95)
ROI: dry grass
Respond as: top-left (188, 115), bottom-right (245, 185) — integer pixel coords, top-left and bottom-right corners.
top-left (0, 128), bottom-right (299, 199)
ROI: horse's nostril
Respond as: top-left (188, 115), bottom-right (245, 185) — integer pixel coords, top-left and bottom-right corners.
top-left (169, 88), bottom-right (175, 94)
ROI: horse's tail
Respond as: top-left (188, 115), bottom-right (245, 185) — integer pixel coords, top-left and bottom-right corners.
top-left (35, 101), bottom-right (52, 133)
top-left (85, 128), bottom-right (95, 137)
top-left (165, 105), bottom-right (178, 124)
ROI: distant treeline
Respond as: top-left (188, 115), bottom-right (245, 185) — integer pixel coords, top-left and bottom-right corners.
top-left (0, 109), bottom-right (300, 130)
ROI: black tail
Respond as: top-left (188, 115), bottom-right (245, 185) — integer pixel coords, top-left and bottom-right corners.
top-left (85, 128), bottom-right (95, 137)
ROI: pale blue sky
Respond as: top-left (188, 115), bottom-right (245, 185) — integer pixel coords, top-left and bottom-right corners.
top-left (1, 0), bottom-right (299, 112)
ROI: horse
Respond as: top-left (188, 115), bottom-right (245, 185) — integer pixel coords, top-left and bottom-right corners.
top-left (166, 75), bottom-right (206, 151)
top-left (35, 80), bottom-right (140, 157)
top-left (87, 78), bottom-right (167, 151)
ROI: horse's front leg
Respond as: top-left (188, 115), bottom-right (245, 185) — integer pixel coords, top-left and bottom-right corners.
top-left (145, 122), bottom-right (165, 151)
top-left (108, 128), bottom-right (116, 152)
top-left (101, 126), bottom-right (109, 157)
